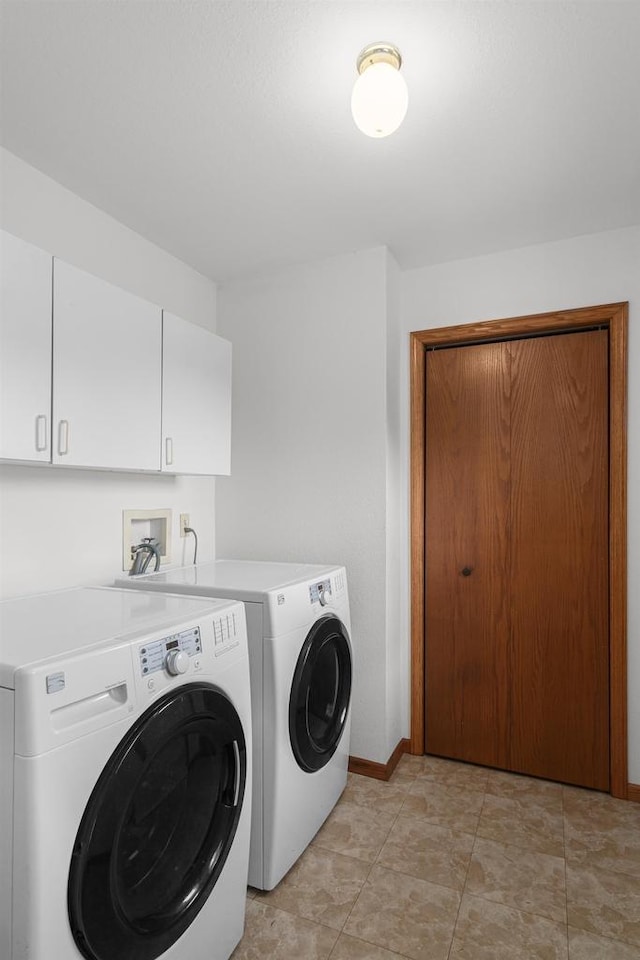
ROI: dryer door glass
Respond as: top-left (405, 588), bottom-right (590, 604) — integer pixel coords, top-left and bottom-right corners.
top-left (289, 615), bottom-right (352, 772)
top-left (68, 683), bottom-right (246, 960)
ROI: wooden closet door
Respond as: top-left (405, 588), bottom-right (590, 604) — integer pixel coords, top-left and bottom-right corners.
top-left (425, 329), bottom-right (609, 789)
top-left (425, 342), bottom-right (511, 768)
top-left (509, 330), bottom-right (609, 789)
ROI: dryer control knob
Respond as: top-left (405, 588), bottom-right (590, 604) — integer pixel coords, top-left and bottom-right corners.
top-left (165, 650), bottom-right (189, 676)
top-left (318, 588), bottom-right (331, 607)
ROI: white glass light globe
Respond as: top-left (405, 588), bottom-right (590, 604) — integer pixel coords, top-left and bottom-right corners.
top-left (351, 61), bottom-right (409, 138)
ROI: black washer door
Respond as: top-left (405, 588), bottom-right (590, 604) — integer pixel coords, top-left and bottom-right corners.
top-left (289, 615), bottom-right (352, 772)
top-left (68, 683), bottom-right (247, 960)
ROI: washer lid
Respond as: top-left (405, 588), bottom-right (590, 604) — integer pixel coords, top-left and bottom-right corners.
top-left (118, 559), bottom-right (341, 603)
top-left (0, 586), bottom-right (237, 688)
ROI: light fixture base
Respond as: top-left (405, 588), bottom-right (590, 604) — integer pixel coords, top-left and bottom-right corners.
top-left (356, 42), bottom-right (402, 75)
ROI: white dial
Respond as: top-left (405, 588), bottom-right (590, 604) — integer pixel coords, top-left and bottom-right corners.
top-left (319, 587), bottom-right (331, 607)
top-left (165, 649), bottom-right (189, 676)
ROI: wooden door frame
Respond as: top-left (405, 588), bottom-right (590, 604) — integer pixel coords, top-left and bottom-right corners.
top-left (410, 303), bottom-right (629, 798)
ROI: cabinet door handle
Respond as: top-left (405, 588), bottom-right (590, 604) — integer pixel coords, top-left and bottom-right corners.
top-left (35, 414), bottom-right (48, 452)
top-left (58, 419), bottom-right (69, 456)
top-left (165, 436), bottom-right (173, 466)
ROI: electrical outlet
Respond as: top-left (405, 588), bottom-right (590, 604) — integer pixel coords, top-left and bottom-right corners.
top-left (180, 513), bottom-right (190, 537)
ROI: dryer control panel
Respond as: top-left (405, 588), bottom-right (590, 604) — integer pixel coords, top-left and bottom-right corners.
top-left (138, 626), bottom-right (202, 677)
top-left (309, 579), bottom-right (332, 605)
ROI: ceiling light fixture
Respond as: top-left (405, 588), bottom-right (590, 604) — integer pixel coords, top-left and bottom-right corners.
top-left (351, 42), bottom-right (408, 138)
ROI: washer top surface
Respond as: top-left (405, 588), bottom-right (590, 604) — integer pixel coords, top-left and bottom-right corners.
top-left (122, 559), bottom-right (342, 602)
top-left (0, 585), bottom-right (238, 686)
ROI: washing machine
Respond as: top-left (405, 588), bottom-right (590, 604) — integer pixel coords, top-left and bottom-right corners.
top-left (116, 560), bottom-right (352, 890)
top-left (0, 585), bottom-right (252, 960)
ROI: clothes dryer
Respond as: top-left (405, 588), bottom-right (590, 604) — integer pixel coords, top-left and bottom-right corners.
top-left (0, 586), bottom-right (252, 960)
top-left (116, 561), bottom-right (352, 890)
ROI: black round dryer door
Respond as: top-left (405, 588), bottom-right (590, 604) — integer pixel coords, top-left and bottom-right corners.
top-left (289, 615), bottom-right (352, 773)
top-left (68, 683), bottom-right (247, 960)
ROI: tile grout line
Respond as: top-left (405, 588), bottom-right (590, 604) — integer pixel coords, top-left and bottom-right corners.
top-left (445, 773), bottom-right (489, 960)
top-left (562, 786), bottom-right (570, 959)
top-left (329, 766), bottom-right (421, 956)
top-left (462, 778), bottom-right (574, 936)
top-left (326, 929), bottom-right (412, 960)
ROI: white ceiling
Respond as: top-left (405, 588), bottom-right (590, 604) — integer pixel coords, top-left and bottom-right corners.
top-left (1, 1), bottom-right (639, 283)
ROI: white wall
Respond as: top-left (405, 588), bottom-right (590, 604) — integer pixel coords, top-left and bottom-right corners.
top-left (217, 247), bottom-right (401, 763)
top-left (398, 224), bottom-right (640, 782)
top-left (0, 150), bottom-right (218, 599)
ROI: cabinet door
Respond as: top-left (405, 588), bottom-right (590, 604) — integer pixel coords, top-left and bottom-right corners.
top-left (53, 260), bottom-right (162, 470)
top-left (162, 311), bottom-right (231, 475)
top-left (0, 230), bottom-right (52, 462)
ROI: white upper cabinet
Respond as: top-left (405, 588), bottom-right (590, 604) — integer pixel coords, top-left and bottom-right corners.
top-left (0, 230), bottom-right (53, 462)
top-left (52, 260), bottom-right (162, 470)
top-left (0, 240), bottom-right (227, 475)
top-left (162, 311), bottom-right (231, 475)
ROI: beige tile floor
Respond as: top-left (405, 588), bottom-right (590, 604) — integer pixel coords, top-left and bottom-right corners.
top-left (231, 754), bottom-right (640, 959)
